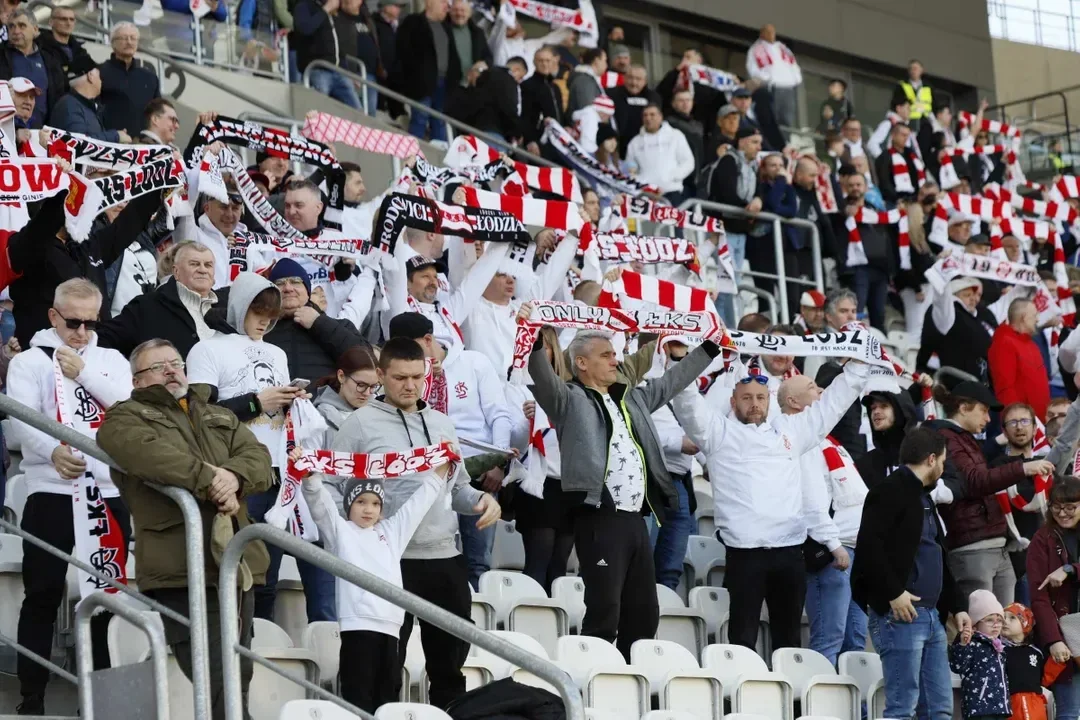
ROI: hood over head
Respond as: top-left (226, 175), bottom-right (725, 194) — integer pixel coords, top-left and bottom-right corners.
top-left (226, 272), bottom-right (280, 335)
top-left (862, 389), bottom-right (917, 461)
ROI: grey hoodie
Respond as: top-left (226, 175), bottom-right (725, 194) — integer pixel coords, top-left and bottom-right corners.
top-left (226, 272), bottom-right (280, 334)
top-left (314, 384), bottom-right (354, 448)
top-left (330, 398), bottom-right (485, 560)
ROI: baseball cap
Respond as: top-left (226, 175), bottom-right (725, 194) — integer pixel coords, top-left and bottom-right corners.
top-left (969, 233), bottom-right (991, 246)
top-left (951, 380), bottom-right (1003, 411)
top-left (736, 126), bottom-right (761, 140)
top-left (342, 478), bottom-right (385, 516)
top-left (800, 289), bottom-right (826, 308)
top-left (946, 277), bottom-right (982, 295)
top-left (9, 77), bottom-right (40, 96)
top-left (65, 55), bottom-right (97, 82)
top-left (717, 103), bottom-right (739, 118)
top-left (405, 255), bottom-right (446, 277)
top-left (732, 87), bottom-right (752, 99)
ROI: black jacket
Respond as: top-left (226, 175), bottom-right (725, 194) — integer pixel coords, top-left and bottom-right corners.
top-left (855, 390), bottom-right (918, 490)
top-left (371, 12), bottom-right (397, 79)
top-left (815, 361), bottom-right (866, 461)
top-left (291, 0), bottom-right (351, 72)
top-left (264, 302), bottom-right (365, 381)
top-left (447, 66), bottom-right (525, 141)
top-left (916, 300), bottom-right (997, 384)
top-left (851, 465), bottom-right (964, 624)
top-left (874, 146), bottom-right (921, 204)
top-left (37, 29), bottom-right (93, 78)
top-left (0, 42), bottom-right (68, 120)
top-left (792, 184), bottom-right (838, 259)
top-left (96, 277), bottom-right (233, 360)
top-left (708, 153), bottom-right (755, 234)
top-left (7, 192), bottom-right (161, 348)
top-left (521, 71), bottom-right (563, 145)
top-left (656, 68), bottom-right (719, 131)
top-left (98, 55), bottom-right (161, 136)
top-left (609, 85), bottom-right (660, 153)
top-left (444, 678), bottom-right (566, 720)
top-left (666, 110), bottom-right (704, 181)
top-left (394, 12), bottom-right (465, 100)
top-left (830, 211), bottom-right (896, 275)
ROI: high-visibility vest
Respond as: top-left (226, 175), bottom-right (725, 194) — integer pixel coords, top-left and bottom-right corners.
top-left (901, 82), bottom-right (933, 120)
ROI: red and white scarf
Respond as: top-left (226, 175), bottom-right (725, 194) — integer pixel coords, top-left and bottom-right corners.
top-left (599, 71), bottom-right (624, 89)
top-left (264, 403), bottom-right (322, 542)
top-left (228, 230), bottom-right (370, 281)
top-left (203, 148), bottom-right (307, 242)
top-left (289, 441), bottom-right (462, 483)
top-left (53, 351), bottom-right (127, 602)
top-left (302, 111), bottom-right (422, 160)
top-left (444, 135), bottom-right (502, 169)
top-left (983, 183), bottom-right (1078, 225)
top-left (517, 398), bottom-right (552, 499)
top-left (586, 234), bottom-right (701, 274)
top-left (749, 39), bottom-right (799, 71)
top-left (618, 195), bottom-right (724, 233)
top-left (957, 111), bottom-right (1022, 140)
top-left (541, 118), bottom-right (660, 196)
top-left (505, 0), bottom-right (598, 46)
top-left (599, 271), bottom-right (711, 312)
top-left (821, 435), bottom-right (868, 509)
top-left (458, 186), bottom-right (584, 232)
top-left (503, 162), bottom-right (583, 203)
top-left (785, 153), bottom-right (838, 213)
top-left (676, 63), bottom-right (742, 94)
top-left (844, 207), bottom-right (911, 270)
top-left (888, 147), bottom-right (925, 195)
top-left (1052, 175), bottom-right (1080, 203)
top-left (188, 0), bottom-right (212, 18)
top-left (406, 295), bottom-right (465, 344)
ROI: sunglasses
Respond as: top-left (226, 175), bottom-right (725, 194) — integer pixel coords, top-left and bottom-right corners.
top-left (227, 193), bottom-right (244, 207)
top-left (737, 375), bottom-right (769, 386)
top-left (55, 311), bottom-right (98, 331)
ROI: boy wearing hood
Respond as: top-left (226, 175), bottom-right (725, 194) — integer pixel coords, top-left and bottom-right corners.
top-left (8, 278), bottom-right (134, 712)
top-left (331, 336), bottom-right (501, 708)
top-left (186, 273), bottom-right (335, 623)
top-left (856, 390), bottom-right (919, 490)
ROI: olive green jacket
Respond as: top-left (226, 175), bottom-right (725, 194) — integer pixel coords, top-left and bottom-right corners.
top-left (97, 383), bottom-right (273, 592)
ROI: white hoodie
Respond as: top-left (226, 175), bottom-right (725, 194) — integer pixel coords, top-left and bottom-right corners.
top-left (303, 473), bottom-right (447, 635)
top-left (195, 213), bottom-right (245, 290)
top-left (625, 122), bottom-right (696, 194)
top-left (8, 329), bottom-right (133, 497)
top-left (440, 342), bottom-right (514, 456)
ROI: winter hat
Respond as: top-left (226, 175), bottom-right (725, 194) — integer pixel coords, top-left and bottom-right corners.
top-left (799, 289), bottom-right (826, 308)
top-left (342, 478), bottom-right (385, 516)
top-left (1004, 602), bottom-right (1034, 635)
top-left (593, 95), bottom-right (616, 117)
top-left (946, 276), bottom-right (982, 296)
top-left (596, 123), bottom-right (619, 147)
top-left (269, 258), bottom-right (311, 296)
top-left (968, 589), bottom-right (1006, 625)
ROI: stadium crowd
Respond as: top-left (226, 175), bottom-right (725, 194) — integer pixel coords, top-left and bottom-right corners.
top-left (2, 1), bottom-right (1080, 719)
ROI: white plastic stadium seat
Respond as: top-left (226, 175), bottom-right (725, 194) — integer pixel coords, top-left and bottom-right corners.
top-left (2, 474), bottom-right (25, 524)
top-left (0, 532), bottom-right (24, 647)
top-left (685, 535), bottom-right (725, 586)
top-left (695, 507), bottom-right (716, 537)
top-left (107, 608), bottom-right (160, 667)
top-left (300, 621), bottom-right (342, 692)
top-left (689, 586), bottom-right (729, 643)
top-left (702, 644), bottom-right (768, 700)
top-left (477, 570), bottom-right (568, 655)
top-left (631, 639), bottom-right (723, 720)
top-left (642, 712), bottom-right (703, 720)
top-left (470, 593), bottom-right (496, 631)
top-left (555, 635), bottom-right (649, 718)
top-left (773, 647), bottom-right (859, 720)
top-left (249, 618), bottom-right (321, 720)
top-left (869, 677), bottom-right (886, 719)
top-left (490, 519), bottom-right (525, 570)
top-left (404, 630), bottom-right (425, 702)
top-left (838, 650), bottom-right (883, 706)
top-left (278, 699), bottom-right (361, 719)
top-left (721, 716), bottom-right (771, 720)
top-left (467, 629), bottom-right (548, 680)
top-left (551, 575), bottom-right (586, 632)
top-left (375, 703), bottom-right (453, 719)
top-left (275, 555), bottom-right (308, 645)
top-left (731, 670), bottom-right (795, 720)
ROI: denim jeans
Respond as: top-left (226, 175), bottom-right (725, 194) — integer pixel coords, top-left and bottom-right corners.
top-left (804, 546), bottom-right (868, 665)
top-left (364, 72), bottom-right (379, 116)
top-left (850, 265), bottom-right (889, 331)
top-left (458, 514), bottom-right (495, 591)
top-left (1051, 670), bottom-right (1080, 719)
top-left (247, 489), bottom-right (337, 623)
top-left (309, 68), bottom-right (362, 111)
top-left (867, 609), bottom-right (952, 720)
top-left (715, 232), bottom-right (746, 326)
top-left (648, 476), bottom-right (693, 591)
top-left (0, 308), bottom-right (15, 343)
top-left (408, 78), bottom-right (449, 142)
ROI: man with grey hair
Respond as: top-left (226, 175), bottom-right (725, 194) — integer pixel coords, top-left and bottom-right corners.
top-left (99, 20), bottom-right (160, 137)
top-left (522, 302), bottom-right (724, 661)
top-left (8, 278), bottom-right (133, 714)
top-left (0, 6), bottom-right (67, 122)
top-left (99, 337), bottom-right (272, 720)
top-left (808, 287), bottom-right (868, 459)
top-left (99, 241), bottom-right (232, 359)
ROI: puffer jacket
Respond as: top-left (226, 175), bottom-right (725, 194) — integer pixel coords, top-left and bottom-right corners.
top-left (96, 383), bottom-right (273, 591)
top-left (924, 419), bottom-right (1026, 549)
top-left (948, 632), bottom-right (1010, 719)
top-left (263, 301), bottom-right (366, 382)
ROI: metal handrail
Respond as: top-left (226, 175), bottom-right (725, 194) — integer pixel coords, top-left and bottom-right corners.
top-left (933, 366), bottom-right (979, 385)
top-left (76, 591), bottom-right (171, 720)
top-left (0, 391), bottom-right (212, 720)
top-left (301, 59), bottom-right (561, 170)
top-left (737, 283), bottom-right (778, 323)
top-left (218, 524), bottom-right (587, 720)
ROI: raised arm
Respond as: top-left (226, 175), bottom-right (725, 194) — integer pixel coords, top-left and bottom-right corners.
top-left (301, 475), bottom-right (349, 551)
top-left (528, 335), bottom-right (570, 425)
top-left (448, 241), bottom-right (511, 323)
top-left (1050, 394), bottom-right (1080, 473)
top-left (381, 472), bottom-right (447, 554)
top-left (786, 361), bottom-right (870, 455)
top-left (670, 383), bottom-right (723, 455)
top-left (636, 341), bottom-right (722, 413)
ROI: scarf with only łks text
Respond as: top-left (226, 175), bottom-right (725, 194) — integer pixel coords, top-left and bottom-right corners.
top-left (371, 192), bottom-right (531, 255)
top-left (52, 350), bottom-right (128, 602)
top-left (844, 207), bottom-right (911, 270)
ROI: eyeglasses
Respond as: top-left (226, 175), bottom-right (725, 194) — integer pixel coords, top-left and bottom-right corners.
top-left (737, 375), bottom-right (769, 386)
top-left (345, 376), bottom-right (380, 395)
top-left (274, 277), bottom-right (306, 287)
top-left (134, 359), bottom-right (185, 376)
top-left (1052, 503), bottom-right (1080, 515)
top-left (54, 311), bottom-right (98, 331)
top-left (1004, 418), bottom-right (1033, 429)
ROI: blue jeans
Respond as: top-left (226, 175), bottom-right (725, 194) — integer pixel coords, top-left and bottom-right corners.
top-left (804, 546), bottom-right (867, 665)
top-left (0, 308), bottom-right (14, 343)
top-left (715, 232), bottom-right (746, 326)
top-left (288, 50), bottom-right (300, 83)
top-left (1051, 670), bottom-right (1080, 719)
top-left (247, 489), bottom-right (337, 623)
top-left (309, 67), bottom-right (362, 111)
top-left (850, 265), bottom-right (889, 331)
top-left (649, 476), bottom-right (693, 590)
top-left (364, 72), bottom-right (379, 116)
top-left (868, 609), bottom-right (952, 720)
top-left (458, 514), bottom-right (495, 591)
top-left (409, 78), bottom-right (449, 142)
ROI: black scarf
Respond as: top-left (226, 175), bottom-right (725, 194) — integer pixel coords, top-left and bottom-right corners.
top-left (372, 193), bottom-right (531, 254)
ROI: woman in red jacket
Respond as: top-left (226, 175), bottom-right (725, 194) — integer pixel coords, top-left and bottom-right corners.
top-left (1027, 476), bottom-right (1080, 719)
top-left (924, 382), bottom-right (1054, 606)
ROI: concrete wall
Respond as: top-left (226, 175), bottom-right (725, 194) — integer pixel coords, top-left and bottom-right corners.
top-left (640, 0), bottom-right (995, 90)
top-left (992, 37), bottom-right (1080, 127)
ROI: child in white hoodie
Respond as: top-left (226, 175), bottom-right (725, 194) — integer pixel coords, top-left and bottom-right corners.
top-left (299, 456), bottom-right (451, 713)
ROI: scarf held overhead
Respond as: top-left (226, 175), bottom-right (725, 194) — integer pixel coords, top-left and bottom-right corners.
top-left (371, 192), bottom-right (531, 254)
top-left (302, 111), bottom-right (422, 160)
top-left (542, 118), bottom-right (660, 196)
top-left (44, 126), bottom-right (174, 169)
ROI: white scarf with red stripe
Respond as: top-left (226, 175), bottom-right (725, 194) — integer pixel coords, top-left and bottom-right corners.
top-left (820, 435), bottom-right (868, 509)
top-left (599, 271), bottom-right (711, 312)
top-left (888, 147), bottom-right (925, 195)
top-left (407, 295), bottom-right (465, 344)
top-left (676, 63), bottom-right (742, 94)
top-left (599, 71), bottom-right (624, 90)
top-left (302, 111), bottom-right (422, 159)
top-left (618, 195), bottom-right (724, 233)
top-left (505, 0), bottom-right (598, 47)
top-left (957, 111), bottom-right (1022, 140)
top-left (983, 183), bottom-right (1079, 225)
top-left (444, 135), bottom-right (501, 169)
top-left (503, 161), bottom-right (583, 203)
top-left (938, 145), bottom-right (1008, 191)
top-left (844, 206), bottom-right (911, 270)
top-left (459, 185), bottom-right (584, 232)
top-left (785, 153), bottom-right (838, 213)
top-left (518, 399), bottom-right (552, 499)
top-left (994, 420), bottom-right (1052, 549)
top-left (264, 403), bottom-right (322, 542)
top-left (53, 352), bottom-right (128, 602)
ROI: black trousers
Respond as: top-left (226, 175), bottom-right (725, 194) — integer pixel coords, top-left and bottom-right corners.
top-left (340, 629), bottom-right (401, 713)
top-left (398, 555), bottom-right (472, 709)
top-left (18, 491), bottom-right (131, 698)
top-left (521, 528), bottom-right (575, 595)
top-left (147, 587), bottom-right (255, 720)
top-left (574, 508), bottom-right (659, 662)
top-left (724, 544), bottom-right (806, 652)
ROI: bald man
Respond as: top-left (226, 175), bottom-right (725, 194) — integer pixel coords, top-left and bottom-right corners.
top-left (779, 373), bottom-right (869, 664)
